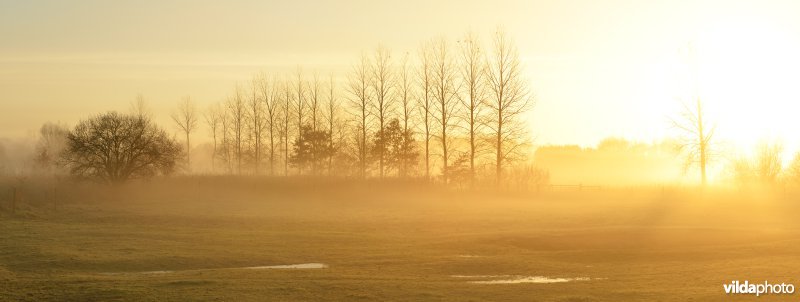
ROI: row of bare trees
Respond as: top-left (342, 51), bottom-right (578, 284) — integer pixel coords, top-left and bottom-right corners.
top-left (170, 29), bottom-right (533, 186)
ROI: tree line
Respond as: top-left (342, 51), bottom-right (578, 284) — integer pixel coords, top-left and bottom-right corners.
top-left (175, 29), bottom-right (534, 186)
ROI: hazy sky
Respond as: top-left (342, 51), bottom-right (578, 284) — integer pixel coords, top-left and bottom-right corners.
top-left (2, 0), bottom-right (800, 156)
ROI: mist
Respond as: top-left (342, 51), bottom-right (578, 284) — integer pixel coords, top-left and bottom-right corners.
top-left (4, 1), bottom-right (800, 301)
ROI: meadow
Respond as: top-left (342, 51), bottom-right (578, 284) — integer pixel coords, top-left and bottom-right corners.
top-left (1, 177), bottom-right (798, 301)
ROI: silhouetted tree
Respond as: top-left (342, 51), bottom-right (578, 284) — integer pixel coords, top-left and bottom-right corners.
top-left (379, 119), bottom-right (418, 177)
top-left (309, 73), bottom-right (322, 131)
top-left (486, 29), bottom-right (533, 186)
top-left (458, 31), bottom-right (488, 186)
top-left (62, 112), bottom-right (181, 184)
top-left (348, 53), bottom-right (372, 178)
top-left (325, 74), bottom-right (341, 175)
top-left (371, 46), bottom-right (395, 178)
top-left (431, 37), bottom-right (460, 184)
top-left (171, 96), bottom-right (198, 171)
top-left (672, 98), bottom-right (714, 186)
top-left (281, 79), bottom-right (293, 176)
top-left (397, 53), bottom-right (417, 177)
top-left (754, 142), bottom-right (783, 184)
top-left (227, 88), bottom-right (246, 174)
top-left (259, 73), bottom-right (281, 175)
top-left (290, 125), bottom-right (333, 174)
top-left (204, 103), bottom-right (222, 172)
top-left (727, 142), bottom-right (783, 186)
top-left (672, 43), bottom-right (715, 187)
top-left (294, 67), bottom-right (307, 159)
top-left (247, 76), bottom-right (267, 174)
top-left (219, 103), bottom-right (234, 173)
top-left (417, 42), bottom-right (435, 181)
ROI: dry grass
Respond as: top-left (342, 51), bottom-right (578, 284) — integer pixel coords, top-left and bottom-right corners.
top-left (1, 177), bottom-right (798, 301)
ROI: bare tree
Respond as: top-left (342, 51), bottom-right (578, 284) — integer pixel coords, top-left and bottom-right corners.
top-left (247, 75), bottom-right (267, 174)
top-left (129, 93), bottom-right (153, 120)
top-left (754, 141), bottom-right (783, 184)
top-left (309, 72), bottom-right (322, 131)
top-left (292, 68), bottom-right (308, 174)
top-left (430, 37), bottom-right (460, 184)
top-left (417, 42), bottom-right (435, 181)
top-left (486, 29), bottom-right (533, 186)
top-left (305, 73), bottom-right (324, 175)
top-left (370, 46), bottom-right (395, 178)
top-left (397, 53), bottom-right (416, 177)
top-left (219, 103), bottom-right (233, 173)
top-left (281, 79), bottom-right (293, 176)
top-left (347, 53), bottom-right (372, 178)
top-left (458, 31), bottom-right (488, 186)
top-left (259, 73), bottom-right (280, 176)
top-left (62, 112), bottom-right (181, 184)
top-left (672, 98), bottom-right (715, 186)
top-left (204, 103), bottom-right (223, 173)
top-left (171, 96), bottom-right (198, 171)
top-left (325, 74), bottom-right (340, 175)
top-left (227, 87), bottom-right (246, 174)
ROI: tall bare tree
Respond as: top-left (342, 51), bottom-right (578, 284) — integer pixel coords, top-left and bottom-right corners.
top-left (247, 76), bottom-right (267, 174)
top-left (347, 53), bottom-right (372, 178)
top-left (293, 68), bottom-right (308, 174)
top-left (325, 74), bottom-right (339, 175)
top-left (370, 46), bottom-right (395, 178)
top-left (281, 79), bottom-right (293, 176)
top-left (458, 31), bottom-right (488, 186)
top-left (673, 44), bottom-right (715, 186)
top-left (171, 96), bottom-right (198, 171)
top-left (204, 103), bottom-right (222, 173)
top-left (431, 38), bottom-right (460, 184)
top-left (309, 73), bottom-right (322, 131)
top-left (417, 42), bottom-right (435, 181)
top-left (259, 73), bottom-right (280, 175)
top-left (486, 29), bottom-right (533, 186)
top-left (219, 103), bottom-right (233, 173)
top-left (129, 94), bottom-right (153, 120)
top-left (672, 98), bottom-right (714, 186)
top-left (397, 53), bottom-right (416, 177)
top-left (227, 87), bottom-right (246, 174)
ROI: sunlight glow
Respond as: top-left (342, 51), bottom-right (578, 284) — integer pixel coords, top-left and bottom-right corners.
top-left (692, 17), bottom-right (800, 163)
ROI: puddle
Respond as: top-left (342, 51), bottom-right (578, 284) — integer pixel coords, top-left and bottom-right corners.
top-left (452, 275), bottom-right (595, 284)
top-left (139, 270), bottom-right (173, 275)
top-left (102, 263), bottom-right (327, 275)
top-left (471, 276), bottom-right (590, 284)
top-left (450, 275), bottom-right (512, 278)
top-left (245, 263), bottom-right (327, 269)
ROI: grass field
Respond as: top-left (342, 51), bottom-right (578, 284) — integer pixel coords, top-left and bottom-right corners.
top-left (1, 178), bottom-right (799, 301)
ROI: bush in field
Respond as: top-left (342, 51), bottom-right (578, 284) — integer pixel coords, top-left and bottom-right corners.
top-left (726, 142), bottom-right (784, 187)
top-left (61, 112), bottom-right (182, 184)
top-left (507, 164), bottom-right (550, 191)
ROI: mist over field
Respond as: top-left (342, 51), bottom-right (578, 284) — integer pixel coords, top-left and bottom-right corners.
top-left (4, 0), bottom-right (800, 301)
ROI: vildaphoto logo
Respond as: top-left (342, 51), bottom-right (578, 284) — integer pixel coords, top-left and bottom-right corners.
top-left (724, 280), bottom-right (795, 296)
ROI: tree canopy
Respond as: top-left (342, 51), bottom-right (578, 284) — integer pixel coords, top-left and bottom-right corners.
top-left (61, 112), bottom-right (182, 184)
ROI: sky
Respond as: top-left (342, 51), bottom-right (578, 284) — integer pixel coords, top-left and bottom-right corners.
top-left (2, 0), bottom-right (800, 159)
